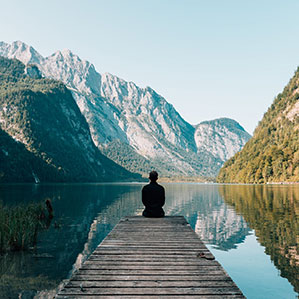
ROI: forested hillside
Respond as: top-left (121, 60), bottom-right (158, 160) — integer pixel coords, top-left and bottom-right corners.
top-left (217, 68), bottom-right (299, 183)
top-left (0, 56), bottom-right (140, 182)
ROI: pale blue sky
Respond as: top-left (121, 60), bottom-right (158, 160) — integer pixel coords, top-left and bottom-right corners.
top-left (1, 0), bottom-right (299, 134)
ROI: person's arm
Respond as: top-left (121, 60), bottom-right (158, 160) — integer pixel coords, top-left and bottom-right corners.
top-left (161, 187), bottom-right (165, 207)
top-left (142, 187), bottom-right (147, 206)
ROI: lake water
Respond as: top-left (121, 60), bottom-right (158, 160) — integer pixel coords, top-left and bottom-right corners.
top-left (0, 183), bottom-right (298, 298)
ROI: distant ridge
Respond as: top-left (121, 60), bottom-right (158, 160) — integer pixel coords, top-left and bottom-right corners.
top-left (0, 41), bottom-right (251, 178)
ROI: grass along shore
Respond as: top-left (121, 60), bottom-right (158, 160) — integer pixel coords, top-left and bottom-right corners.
top-left (0, 201), bottom-right (52, 252)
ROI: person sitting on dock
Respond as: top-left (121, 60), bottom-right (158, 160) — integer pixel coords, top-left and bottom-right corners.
top-left (142, 171), bottom-right (165, 218)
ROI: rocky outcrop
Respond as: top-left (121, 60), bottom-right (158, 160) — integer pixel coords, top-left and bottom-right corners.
top-left (0, 56), bottom-right (140, 182)
top-left (0, 41), bottom-right (251, 177)
top-left (195, 118), bottom-right (251, 162)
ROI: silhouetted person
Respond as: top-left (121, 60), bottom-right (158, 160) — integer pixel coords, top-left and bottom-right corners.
top-left (142, 171), bottom-right (165, 217)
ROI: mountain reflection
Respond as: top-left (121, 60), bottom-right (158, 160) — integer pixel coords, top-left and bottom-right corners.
top-left (1, 183), bottom-right (297, 298)
top-left (162, 184), bottom-right (251, 251)
top-left (194, 204), bottom-right (250, 251)
top-left (0, 183), bottom-right (144, 298)
top-left (218, 184), bottom-right (299, 293)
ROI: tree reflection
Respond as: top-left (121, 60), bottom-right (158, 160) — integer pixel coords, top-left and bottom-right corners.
top-left (219, 184), bottom-right (299, 293)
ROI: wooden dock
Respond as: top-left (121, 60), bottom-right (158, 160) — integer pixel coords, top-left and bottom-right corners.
top-left (57, 216), bottom-right (245, 298)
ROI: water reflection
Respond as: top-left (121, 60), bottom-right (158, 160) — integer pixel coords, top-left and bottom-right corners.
top-left (0, 183), bottom-right (298, 298)
top-left (0, 183), bottom-right (144, 298)
top-left (219, 184), bottom-right (299, 293)
top-left (162, 184), bottom-right (251, 250)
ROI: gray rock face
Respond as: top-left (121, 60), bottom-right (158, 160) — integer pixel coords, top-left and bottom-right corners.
top-left (0, 40), bottom-right (43, 64)
top-left (195, 118), bottom-right (252, 162)
top-left (0, 57), bottom-right (139, 183)
top-left (24, 64), bottom-right (42, 79)
top-left (0, 41), bottom-right (251, 177)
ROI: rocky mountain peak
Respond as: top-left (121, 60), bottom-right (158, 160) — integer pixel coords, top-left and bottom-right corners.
top-left (42, 49), bottom-right (102, 96)
top-left (199, 117), bottom-right (246, 132)
top-left (194, 118), bottom-right (251, 162)
top-left (0, 56), bottom-right (139, 182)
top-left (0, 41), bottom-right (43, 65)
top-left (101, 72), bottom-right (139, 106)
top-left (50, 48), bottom-right (82, 65)
top-left (0, 41), bottom-right (252, 177)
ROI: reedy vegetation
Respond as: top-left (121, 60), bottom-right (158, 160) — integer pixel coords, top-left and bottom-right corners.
top-left (0, 202), bottom-right (46, 252)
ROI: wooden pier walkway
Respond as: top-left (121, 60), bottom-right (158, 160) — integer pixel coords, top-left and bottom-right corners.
top-left (57, 216), bottom-right (245, 298)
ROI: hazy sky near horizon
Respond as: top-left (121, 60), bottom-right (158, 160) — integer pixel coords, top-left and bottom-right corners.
top-left (1, 0), bottom-right (299, 134)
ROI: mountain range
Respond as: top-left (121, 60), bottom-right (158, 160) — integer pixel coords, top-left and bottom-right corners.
top-left (0, 56), bottom-right (139, 182)
top-left (0, 41), bottom-right (251, 180)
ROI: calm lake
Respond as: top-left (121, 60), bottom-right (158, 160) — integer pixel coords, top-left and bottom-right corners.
top-left (0, 183), bottom-right (298, 298)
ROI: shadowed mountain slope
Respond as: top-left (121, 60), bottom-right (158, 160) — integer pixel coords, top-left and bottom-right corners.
top-left (0, 56), bottom-right (140, 182)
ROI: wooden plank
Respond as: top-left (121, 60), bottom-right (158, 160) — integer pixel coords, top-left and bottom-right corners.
top-left (58, 287), bottom-right (243, 295)
top-left (71, 275), bottom-right (234, 281)
top-left (101, 241), bottom-right (205, 245)
top-left (88, 254), bottom-right (212, 262)
top-left (107, 235), bottom-right (198, 239)
top-left (94, 247), bottom-right (212, 251)
top-left (72, 269), bottom-right (228, 275)
top-left (91, 253), bottom-right (213, 258)
top-left (66, 280), bottom-right (238, 288)
top-left (100, 240), bottom-right (205, 244)
top-left (56, 296), bottom-right (245, 299)
top-left (85, 260), bottom-right (217, 265)
top-left (92, 250), bottom-right (213, 255)
top-left (97, 245), bottom-right (207, 248)
top-left (111, 231), bottom-right (195, 233)
top-left (56, 295), bottom-right (245, 299)
top-left (94, 249), bottom-right (210, 253)
top-left (80, 265), bottom-right (221, 270)
top-left (56, 216), bottom-right (245, 298)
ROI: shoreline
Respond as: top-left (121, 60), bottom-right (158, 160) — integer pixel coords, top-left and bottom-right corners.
top-left (0, 180), bottom-right (298, 185)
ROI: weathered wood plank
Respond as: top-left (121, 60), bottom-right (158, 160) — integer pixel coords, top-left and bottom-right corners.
top-left (100, 241), bottom-right (205, 245)
top-left (99, 244), bottom-right (207, 248)
top-left (56, 295), bottom-right (245, 299)
top-left (66, 280), bottom-right (237, 288)
top-left (95, 249), bottom-right (209, 254)
top-left (101, 241), bottom-right (206, 245)
top-left (88, 257), bottom-right (211, 261)
top-left (95, 246), bottom-right (209, 250)
top-left (107, 235), bottom-right (198, 239)
top-left (57, 296), bottom-right (245, 299)
top-left (93, 250), bottom-right (213, 255)
top-left (59, 287), bottom-right (243, 295)
top-left (86, 260), bottom-right (217, 266)
top-left (56, 216), bottom-right (245, 298)
top-left (117, 217), bottom-right (186, 222)
top-left (74, 269), bottom-right (228, 275)
top-left (71, 275), bottom-right (233, 281)
top-left (91, 253), bottom-right (213, 258)
top-left (80, 265), bottom-right (221, 270)
top-left (107, 237), bottom-right (205, 240)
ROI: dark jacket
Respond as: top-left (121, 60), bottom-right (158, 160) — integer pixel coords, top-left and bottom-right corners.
top-left (142, 181), bottom-right (165, 217)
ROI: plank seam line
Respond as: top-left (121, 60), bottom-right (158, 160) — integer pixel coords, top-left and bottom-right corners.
top-left (70, 280), bottom-right (232, 282)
